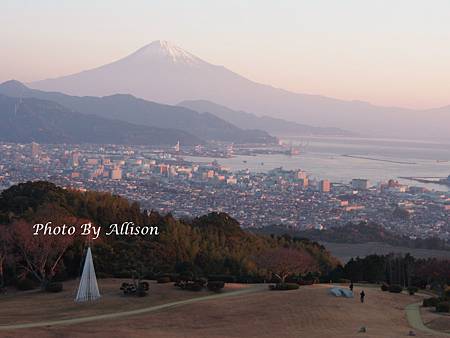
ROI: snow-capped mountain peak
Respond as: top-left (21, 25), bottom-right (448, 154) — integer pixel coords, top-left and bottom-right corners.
top-left (129, 40), bottom-right (203, 65)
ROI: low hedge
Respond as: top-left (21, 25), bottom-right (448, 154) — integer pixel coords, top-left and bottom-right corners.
top-left (423, 297), bottom-right (440, 307)
top-left (185, 282), bottom-right (203, 291)
top-left (207, 281), bottom-right (225, 293)
top-left (195, 278), bottom-right (207, 287)
top-left (269, 283), bottom-right (300, 291)
top-left (436, 302), bottom-right (450, 313)
top-left (407, 286), bottom-right (418, 295)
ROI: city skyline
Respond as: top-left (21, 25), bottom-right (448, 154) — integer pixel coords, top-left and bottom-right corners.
top-left (2, 0), bottom-right (450, 109)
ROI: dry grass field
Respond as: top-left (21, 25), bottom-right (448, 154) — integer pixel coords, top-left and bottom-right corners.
top-left (0, 280), bottom-right (447, 338)
top-left (421, 306), bottom-right (450, 333)
top-left (0, 279), bottom-right (246, 324)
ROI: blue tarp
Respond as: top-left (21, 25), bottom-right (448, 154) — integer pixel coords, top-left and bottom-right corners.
top-left (329, 287), bottom-right (354, 298)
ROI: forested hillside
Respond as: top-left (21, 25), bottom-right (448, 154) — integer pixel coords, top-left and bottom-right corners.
top-left (0, 181), bottom-right (338, 287)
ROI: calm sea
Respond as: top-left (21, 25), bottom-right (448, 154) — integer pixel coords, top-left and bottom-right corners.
top-left (184, 136), bottom-right (450, 192)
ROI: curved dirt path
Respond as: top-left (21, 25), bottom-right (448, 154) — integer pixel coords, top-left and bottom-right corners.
top-left (405, 302), bottom-right (450, 337)
top-left (0, 285), bottom-right (265, 330)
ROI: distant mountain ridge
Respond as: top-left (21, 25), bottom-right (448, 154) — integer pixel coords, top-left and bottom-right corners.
top-left (0, 80), bottom-right (275, 144)
top-left (0, 94), bottom-right (203, 145)
top-left (28, 40), bottom-right (450, 140)
top-left (179, 100), bottom-right (355, 137)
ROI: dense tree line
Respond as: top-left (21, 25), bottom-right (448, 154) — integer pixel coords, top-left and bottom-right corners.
top-left (0, 181), bottom-right (338, 288)
top-left (327, 254), bottom-right (450, 290)
top-left (257, 222), bottom-right (450, 251)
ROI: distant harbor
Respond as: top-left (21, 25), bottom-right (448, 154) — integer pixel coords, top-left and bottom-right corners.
top-left (342, 154), bottom-right (417, 165)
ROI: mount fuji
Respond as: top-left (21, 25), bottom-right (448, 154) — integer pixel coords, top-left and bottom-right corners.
top-left (30, 40), bottom-right (450, 140)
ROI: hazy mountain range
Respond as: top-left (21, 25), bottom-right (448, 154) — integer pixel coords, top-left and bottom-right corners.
top-left (179, 100), bottom-right (355, 137)
top-left (0, 94), bottom-right (201, 145)
top-left (29, 40), bottom-right (450, 140)
top-left (0, 80), bottom-right (275, 144)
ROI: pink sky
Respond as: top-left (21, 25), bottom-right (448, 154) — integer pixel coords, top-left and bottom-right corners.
top-left (1, 0), bottom-right (450, 109)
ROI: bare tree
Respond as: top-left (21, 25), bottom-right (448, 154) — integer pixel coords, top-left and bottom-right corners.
top-left (0, 225), bottom-right (13, 290)
top-left (256, 247), bottom-right (317, 283)
top-left (12, 219), bottom-right (77, 287)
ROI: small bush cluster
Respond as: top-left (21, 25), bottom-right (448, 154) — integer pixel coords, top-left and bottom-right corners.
top-left (172, 272), bottom-right (228, 292)
top-left (388, 284), bottom-right (403, 293)
top-left (407, 286), bottom-right (418, 295)
top-left (436, 302), bottom-right (450, 313)
top-left (380, 283), bottom-right (389, 291)
top-left (175, 278), bottom-right (205, 291)
top-left (207, 281), bottom-right (225, 293)
top-left (269, 283), bottom-right (300, 291)
top-left (423, 297), bottom-right (440, 307)
top-left (120, 281), bottom-right (149, 297)
top-left (174, 272), bottom-right (204, 291)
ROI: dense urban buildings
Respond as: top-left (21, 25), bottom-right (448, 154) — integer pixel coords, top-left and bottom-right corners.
top-left (0, 142), bottom-right (449, 240)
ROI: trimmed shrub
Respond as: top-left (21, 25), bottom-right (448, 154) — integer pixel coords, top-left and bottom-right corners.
top-left (136, 282), bottom-right (149, 297)
top-left (16, 278), bottom-right (37, 291)
top-left (136, 288), bottom-right (148, 297)
top-left (436, 302), bottom-right (450, 313)
top-left (120, 281), bottom-right (149, 296)
top-left (207, 281), bottom-right (225, 293)
top-left (45, 282), bottom-right (63, 293)
top-left (269, 283), bottom-right (300, 291)
top-left (195, 278), bottom-right (207, 287)
top-left (185, 282), bottom-right (203, 291)
top-left (381, 283), bottom-right (389, 292)
top-left (407, 286), bottom-right (418, 295)
top-left (388, 284), bottom-right (403, 293)
top-left (423, 297), bottom-right (440, 307)
top-left (179, 271), bottom-right (194, 282)
top-left (157, 277), bottom-right (171, 284)
top-left (139, 281), bottom-right (149, 291)
top-left (175, 280), bottom-right (204, 291)
top-left (120, 282), bottom-right (136, 295)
